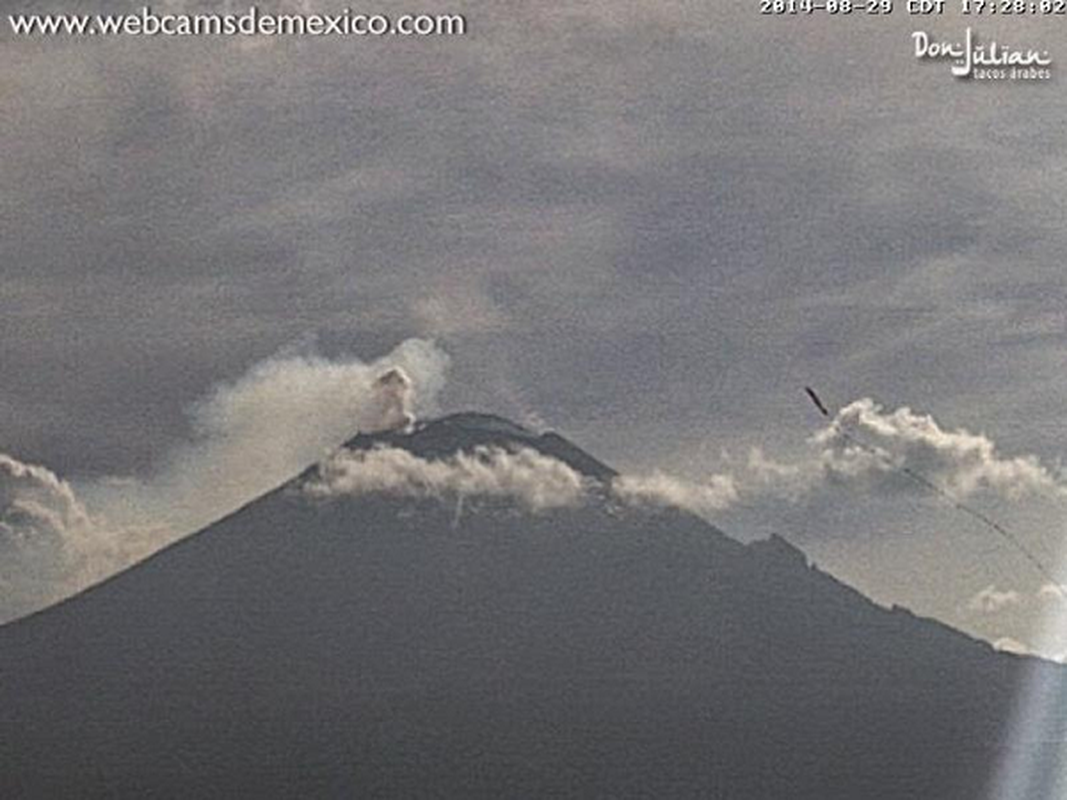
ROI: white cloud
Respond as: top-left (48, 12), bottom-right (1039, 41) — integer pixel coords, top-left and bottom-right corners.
top-left (0, 453), bottom-right (88, 542)
top-left (813, 399), bottom-right (1062, 501)
top-left (305, 444), bottom-right (588, 512)
top-left (733, 399), bottom-right (1065, 507)
top-left (968, 585), bottom-right (1023, 614)
top-left (611, 471), bottom-right (738, 515)
top-left (0, 454), bottom-right (162, 622)
top-left (0, 454), bottom-right (89, 608)
top-left (311, 445), bottom-right (743, 521)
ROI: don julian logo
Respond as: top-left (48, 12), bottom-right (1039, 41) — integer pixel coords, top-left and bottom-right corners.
top-left (912, 27), bottom-right (1052, 81)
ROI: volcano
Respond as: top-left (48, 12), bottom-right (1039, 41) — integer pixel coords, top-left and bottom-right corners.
top-left (1, 412), bottom-right (1063, 798)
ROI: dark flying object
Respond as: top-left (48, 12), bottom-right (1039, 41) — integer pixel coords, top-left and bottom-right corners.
top-left (804, 387), bottom-right (830, 418)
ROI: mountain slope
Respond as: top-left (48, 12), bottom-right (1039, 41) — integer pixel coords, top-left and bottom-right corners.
top-left (1, 413), bottom-right (1063, 799)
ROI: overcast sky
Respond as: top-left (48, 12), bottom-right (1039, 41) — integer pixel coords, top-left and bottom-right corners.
top-left (3, 1), bottom-right (1067, 653)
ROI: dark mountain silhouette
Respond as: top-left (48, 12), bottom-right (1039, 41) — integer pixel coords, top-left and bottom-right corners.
top-left (1, 412), bottom-right (1064, 798)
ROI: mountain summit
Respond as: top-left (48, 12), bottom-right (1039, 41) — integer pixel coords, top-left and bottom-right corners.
top-left (1, 413), bottom-right (1063, 798)
top-left (340, 411), bottom-right (618, 480)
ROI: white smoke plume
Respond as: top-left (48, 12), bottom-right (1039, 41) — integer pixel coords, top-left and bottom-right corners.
top-left (305, 445), bottom-right (588, 512)
top-left (81, 338), bottom-right (449, 537)
top-left (1, 338), bottom-right (449, 622)
top-left (611, 471), bottom-right (738, 516)
top-left (366, 368), bottom-right (417, 433)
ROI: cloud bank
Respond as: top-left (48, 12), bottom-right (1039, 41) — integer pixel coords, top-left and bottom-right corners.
top-left (728, 398), bottom-right (1067, 508)
top-left (602, 398), bottom-right (1065, 523)
top-left (305, 444), bottom-right (588, 512)
top-left (306, 444), bottom-right (743, 520)
top-left (813, 399), bottom-right (1063, 502)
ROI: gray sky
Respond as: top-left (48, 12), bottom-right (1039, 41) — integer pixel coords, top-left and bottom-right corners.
top-left (3, 1), bottom-right (1067, 653)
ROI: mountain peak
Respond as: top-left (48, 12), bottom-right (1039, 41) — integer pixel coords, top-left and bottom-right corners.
top-left (747, 532), bottom-right (808, 569)
top-left (414, 411), bottom-right (540, 441)
top-left (342, 411), bottom-right (618, 481)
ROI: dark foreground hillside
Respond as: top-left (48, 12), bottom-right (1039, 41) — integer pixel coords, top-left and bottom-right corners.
top-left (2, 413), bottom-right (1064, 799)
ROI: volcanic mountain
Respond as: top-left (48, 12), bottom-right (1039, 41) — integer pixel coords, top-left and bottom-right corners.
top-left (1, 413), bottom-right (1063, 798)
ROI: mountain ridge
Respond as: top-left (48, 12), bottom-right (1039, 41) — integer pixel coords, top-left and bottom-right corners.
top-left (1, 410), bottom-right (1063, 798)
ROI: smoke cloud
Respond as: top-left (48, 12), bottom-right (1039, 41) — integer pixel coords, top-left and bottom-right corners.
top-left (611, 471), bottom-right (738, 515)
top-left (366, 368), bottom-right (417, 434)
top-left (1, 338), bottom-right (449, 622)
top-left (81, 338), bottom-right (449, 536)
top-left (305, 444), bottom-right (588, 512)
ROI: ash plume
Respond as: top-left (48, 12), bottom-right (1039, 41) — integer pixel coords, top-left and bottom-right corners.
top-left (0, 338), bottom-right (450, 622)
